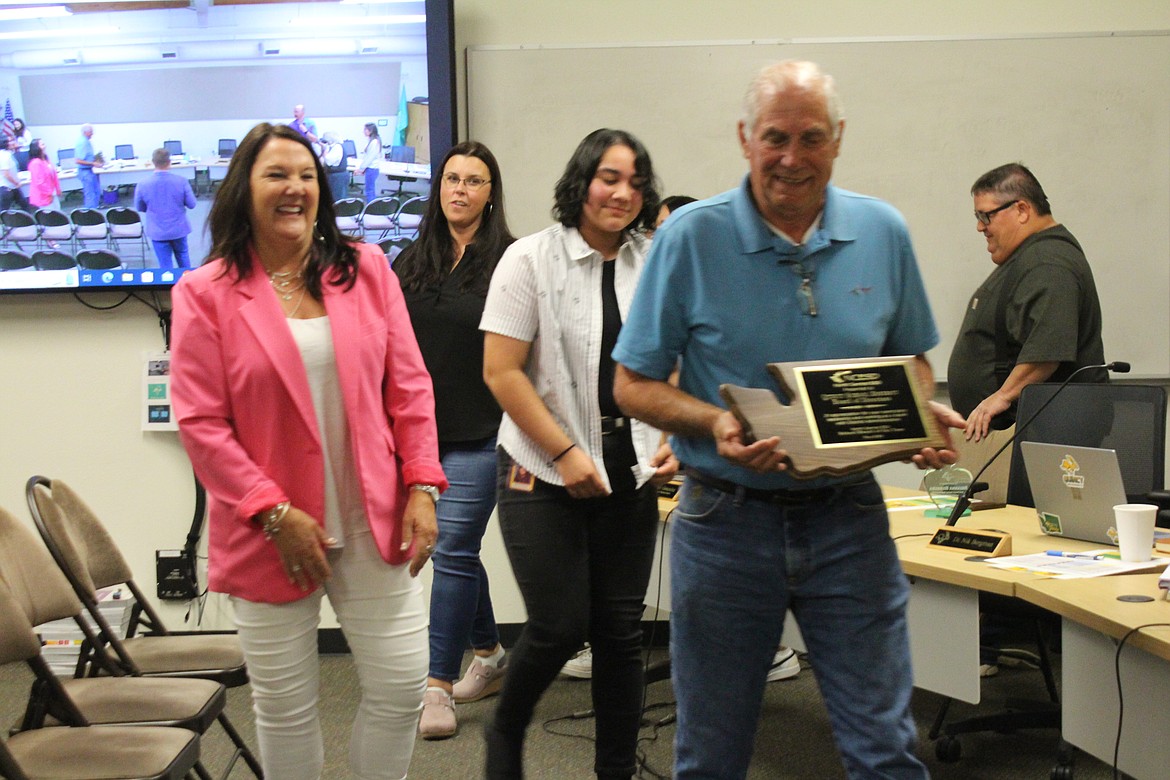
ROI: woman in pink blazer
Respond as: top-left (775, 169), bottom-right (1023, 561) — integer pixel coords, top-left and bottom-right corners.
top-left (27, 139), bottom-right (62, 210)
top-left (171, 123), bottom-right (447, 780)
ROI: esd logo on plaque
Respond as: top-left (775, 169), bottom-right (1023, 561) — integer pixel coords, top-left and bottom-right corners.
top-left (719, 355), bottom-right (945, 479)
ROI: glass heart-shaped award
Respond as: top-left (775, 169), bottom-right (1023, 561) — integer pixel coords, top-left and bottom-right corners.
top-left (923, 465), bottom-right (973, 519)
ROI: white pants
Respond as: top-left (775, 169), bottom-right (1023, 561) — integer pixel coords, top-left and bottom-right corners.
top-left (231, 530), bottom-right (428, 780)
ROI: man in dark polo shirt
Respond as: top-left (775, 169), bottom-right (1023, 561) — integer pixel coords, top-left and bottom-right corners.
top-left (948, 162), bottom-right (1106, 443)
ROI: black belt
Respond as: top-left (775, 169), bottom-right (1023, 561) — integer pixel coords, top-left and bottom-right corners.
top-left (685, 467), bottom-right (835, 506)
top-left (600, 416), bottom-right (628, 436)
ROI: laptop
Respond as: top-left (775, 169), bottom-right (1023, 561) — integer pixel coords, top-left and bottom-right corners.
top-left (1020, 441), bottom-right (1126, 546)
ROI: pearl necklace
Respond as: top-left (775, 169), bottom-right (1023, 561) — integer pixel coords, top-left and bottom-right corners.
top-left (268, 267), bottom-right (305, 301)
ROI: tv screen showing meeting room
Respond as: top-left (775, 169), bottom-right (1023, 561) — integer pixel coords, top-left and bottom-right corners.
top-left (0, 0), bottom-right (454, 295)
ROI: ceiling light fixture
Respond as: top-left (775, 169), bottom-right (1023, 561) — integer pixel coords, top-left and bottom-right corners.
top-left (288, 14), bottom-right (425, 27)
top-left (0, 6), bottom-right (69, 21)
top-left (0, 26), bottom-right (118, 41)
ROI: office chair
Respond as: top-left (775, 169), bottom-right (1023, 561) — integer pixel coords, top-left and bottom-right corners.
top-left (360, 196), bottom-right (400, 242)
top-left (76, 249), bottom-right (123, 270)
top-left (106, 207), bottom-right (149, 261)
top-left (930, 382), bottom-right (1167, 767)
top-left (2, 210), bottom-right (39, 252)
top-left (342, 139), bottom-right (357, 159)
top-left (389, 145), bottom-right (415, 163)
top-left (25, 476), bottom-right (264, 778)
top-left (192, 167), bottom-right (213, 198)
top-left (0, 578), bottom-right (202, 780)
top-left (334, 197), bottom-right (365, 237)
top-left (0, 505), bottom-right (227, 779)
top-left (32, 249), bottom-right (76, 271)
top-left (34, 208), bottom-right (74, 250)
top-left (69, 208), bottom-right (109, 253)
top-left (1007, 383), bottom-right (1167, 507)
top-left (0, 248), bottom-right (34, 271)
top-left (393, 195), bottom-right (427, 239)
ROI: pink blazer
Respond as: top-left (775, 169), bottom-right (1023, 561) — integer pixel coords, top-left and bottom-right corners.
top-left (171, 243), bottom-right (447, 603)
top-left (28, 158), bottom-right (61, 208)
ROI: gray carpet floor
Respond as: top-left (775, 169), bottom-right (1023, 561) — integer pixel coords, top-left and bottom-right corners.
top-left (0, 647), bottom-right (1120, 779)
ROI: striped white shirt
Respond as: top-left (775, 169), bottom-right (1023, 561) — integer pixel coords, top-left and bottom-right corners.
top-left (480, 223), bottom-right (661, 491)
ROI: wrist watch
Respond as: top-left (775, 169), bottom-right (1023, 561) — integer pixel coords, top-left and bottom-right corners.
top-left (411, 484), bottom-right (440, 504)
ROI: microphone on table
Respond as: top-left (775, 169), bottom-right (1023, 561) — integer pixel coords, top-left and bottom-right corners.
top-left (944, 361), bottom-right (1130, 527)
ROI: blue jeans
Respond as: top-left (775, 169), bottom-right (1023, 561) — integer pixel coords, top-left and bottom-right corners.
top-left (429, 436), bottom-right (501, 682)
top-left (78, 168), bottom-right (101, 208)
top-left (364, 168), bottom-right (380, 201)
top-left (151, 237), bottom-right (191, 270)
top-left (487, 447), bottom-right (658, 779)
top-left (670, 473), bottom-right (927, 780)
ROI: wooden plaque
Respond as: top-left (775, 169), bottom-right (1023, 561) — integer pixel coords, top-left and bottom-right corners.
top-left (718, 356), bottom-right (946, 479)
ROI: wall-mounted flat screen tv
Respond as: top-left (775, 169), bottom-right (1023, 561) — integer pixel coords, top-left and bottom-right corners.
top-left (1, 0), bottom-right (454, 295)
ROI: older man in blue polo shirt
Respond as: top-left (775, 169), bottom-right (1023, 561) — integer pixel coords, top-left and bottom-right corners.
top-left (134, 148), bottom-right (197, 269)
top-left (613, 60), bottom-right (963, 779)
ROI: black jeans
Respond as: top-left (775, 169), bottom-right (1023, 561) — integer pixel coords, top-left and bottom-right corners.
top-left (0, 186), bottom-right (29, 212)
top-left (487, 447), bottom-right (659, 779)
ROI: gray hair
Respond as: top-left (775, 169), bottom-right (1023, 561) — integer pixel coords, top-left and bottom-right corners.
top-left (742, 60), bottom-right (844, 139)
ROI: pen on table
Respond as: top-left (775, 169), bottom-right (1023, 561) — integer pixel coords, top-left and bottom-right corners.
top-left (1045, 550), bottom-right (1103, 560)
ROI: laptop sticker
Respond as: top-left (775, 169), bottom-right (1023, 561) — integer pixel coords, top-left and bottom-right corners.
top-left (1038, 511), bottom-right (1063, 535)
top-left (1060, 454), bottom-right (1085, 489)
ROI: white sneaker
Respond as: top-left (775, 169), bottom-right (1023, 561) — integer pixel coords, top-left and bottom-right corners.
top-left (561, 645), bottom-right (592, 679)
top-left (766, 646), bottom-right (801, 682)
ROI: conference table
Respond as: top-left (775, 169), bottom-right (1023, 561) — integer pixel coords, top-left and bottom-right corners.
top-left (654, 485), bottom-right (1170, 779)
top-left (17, 157), bottom-right (209, 196)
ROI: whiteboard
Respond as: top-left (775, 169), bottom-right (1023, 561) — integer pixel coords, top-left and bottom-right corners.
top-left (468, 35), bottom-right (1170, 378)
top-left (21, 62), bottom-right (402, 124)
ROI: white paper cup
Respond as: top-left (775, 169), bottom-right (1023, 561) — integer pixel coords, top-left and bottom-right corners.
top-left (1113, 503), bottom-right (1158, 562)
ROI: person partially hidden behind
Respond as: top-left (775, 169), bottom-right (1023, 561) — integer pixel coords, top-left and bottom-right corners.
top-left (395, 141), bottom-right (516, 741)
top-left (948, 162), bottom-right (1106, 444)
top-left (947, 163), bottom-right (1106, 678)
top-left (612, 60), bottom-right (962, 779)
top-left (134, 148), bottom-right (197, 270)
top-left (562, 188), bottom-right (802, 687)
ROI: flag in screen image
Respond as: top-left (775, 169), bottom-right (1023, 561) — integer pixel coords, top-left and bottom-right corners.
top-left (393, 85), bottom-right (408, 146)
top-left (1, 100), bottom-right (14, 143)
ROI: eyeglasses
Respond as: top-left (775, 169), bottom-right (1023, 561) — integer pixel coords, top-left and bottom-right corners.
top-left (441, 173), bottom-right (491, 191)
top-left (788, 261), bottom-right (817, 317)
top-left (974, 199), bottom-right (1019, 226)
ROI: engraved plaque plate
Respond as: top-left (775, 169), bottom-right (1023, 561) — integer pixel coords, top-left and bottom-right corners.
top-left (718, 356), bottom-right (946, 479)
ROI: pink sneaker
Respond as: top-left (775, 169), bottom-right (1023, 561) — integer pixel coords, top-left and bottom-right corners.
top-left (418, 687), bottom-right (456, 740)
top-left (451, 656), bottom-right (506, 703)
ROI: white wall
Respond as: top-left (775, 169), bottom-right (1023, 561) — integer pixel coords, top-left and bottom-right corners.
top-left (2, 1), bottom-right (1168, 631)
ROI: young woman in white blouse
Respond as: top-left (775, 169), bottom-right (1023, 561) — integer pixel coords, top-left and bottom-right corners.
top-left (480, 128), bottom-right (678, 780)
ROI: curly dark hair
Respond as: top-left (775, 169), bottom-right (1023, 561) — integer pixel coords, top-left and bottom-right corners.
top-left (206, 122), bottom-right (358, 297)
top-left (552, 128), bottom-right (660, 233)
top-left (394, 140), bottom-right (514, 296)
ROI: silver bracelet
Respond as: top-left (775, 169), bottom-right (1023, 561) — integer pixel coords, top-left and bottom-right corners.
top-left (261, 501), bottom-right (290, 540)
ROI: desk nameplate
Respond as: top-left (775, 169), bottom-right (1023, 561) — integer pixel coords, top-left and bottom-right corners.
top-left (927, 527), bottom-right (1013, 557)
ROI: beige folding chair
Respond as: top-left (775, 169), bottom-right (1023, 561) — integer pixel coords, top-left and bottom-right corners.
top-left (25, 476), bottom-right (263, 778)
top-left (0, 578), bottom-right (202, 780)
top-left (0, 505), bottom-right (227, 780)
